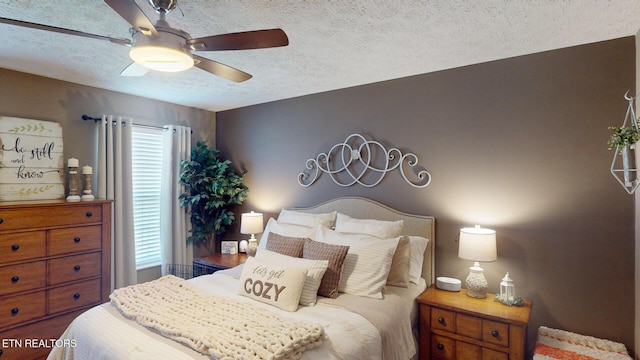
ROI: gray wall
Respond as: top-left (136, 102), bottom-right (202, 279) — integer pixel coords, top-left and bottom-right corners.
top-left (217, 37), bottom-right (636, 355)
top-left (0, 68), bottom-right (217, 283)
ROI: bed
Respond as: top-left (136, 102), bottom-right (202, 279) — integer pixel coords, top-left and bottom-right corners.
top-left (47, 197), bottom-right (435, 360)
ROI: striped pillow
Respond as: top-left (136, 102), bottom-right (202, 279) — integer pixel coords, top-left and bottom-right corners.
top-left (266, 232), bottom-right (306, 257)
top-left (302, 239), bottom-right (350, 299)
top-left (255, 249), bottom-right (328, 306)
top-left (315, 226), bottom-right (399, 299)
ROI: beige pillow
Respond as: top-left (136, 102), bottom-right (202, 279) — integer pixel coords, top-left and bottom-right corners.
top-left (258, 218), bottom-right (316, 249)
top-left (278, 209), bottom-right (337, 228)
top-left (302, 239), bottom-right (350, 299)
top-left (315, 226), bottom-right (398, 299)
top-left (408, 236), bottom-right (429, 284)
top-left (265, 232), bottom-right (306, 257)
top-left (256, 249), bottom-right (328, 306)
top-left (386, 236), bottom-right (410, 287)
top-left (239, 257), bottom-right (307, 312)
top-left (335, 213), bottom-right (403, 238)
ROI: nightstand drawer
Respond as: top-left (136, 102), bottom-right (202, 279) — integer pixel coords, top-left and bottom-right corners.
top-left (49, 252), bottom-right (102, 285)
top-left (0, 261), bottom-right (46, 296)
top-left (431, 334), bottom-right (455, 359)
top-left (431, 307), bottom-right (456, 333)
top-left (482, 319), bottom-right (509, 347)
top-left (0, 292), bottom-right (46, 328)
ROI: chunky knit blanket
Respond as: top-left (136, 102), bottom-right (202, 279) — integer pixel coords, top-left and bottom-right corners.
top-left (110, 275), bottom-right (325, 360)
top-left (534, 326), bottom-right (631, 360)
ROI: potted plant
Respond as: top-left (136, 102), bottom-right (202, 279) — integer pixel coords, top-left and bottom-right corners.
top-left (608, 125), bottom-right (639, 186)
top-left (179, 141), bottom-right (249, 253)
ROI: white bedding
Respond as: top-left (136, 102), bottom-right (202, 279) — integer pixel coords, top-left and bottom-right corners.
top-left (48, 266), bottom-right (425, 360)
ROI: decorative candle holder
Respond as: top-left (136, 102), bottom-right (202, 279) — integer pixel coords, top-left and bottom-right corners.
top-left (66, 166), bottom-right (80, 202)
top-left (81, 165), bottom-right (94, 201)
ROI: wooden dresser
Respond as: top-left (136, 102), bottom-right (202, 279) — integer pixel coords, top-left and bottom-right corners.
top-left (0, 200), bottom-right (112, 360)
top-left (417, 286), bottom-right (532, 360)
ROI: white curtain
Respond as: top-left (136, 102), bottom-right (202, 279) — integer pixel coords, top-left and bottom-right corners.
top-left (160, 125), bottom-right (192, 273)
top-left (97, 115), bottom-right (137, 289)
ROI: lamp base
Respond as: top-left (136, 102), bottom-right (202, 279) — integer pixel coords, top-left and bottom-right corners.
top-left (465, 262), bottom-right (489, 299)
top-left (246, 239), bottom-right (258, 257)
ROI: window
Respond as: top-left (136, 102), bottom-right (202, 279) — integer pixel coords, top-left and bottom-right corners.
top-left (131, 126), bottom-right (164, 269)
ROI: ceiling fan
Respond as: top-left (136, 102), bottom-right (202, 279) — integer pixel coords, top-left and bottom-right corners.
top-left (0, 0), bottom-right (289, 82)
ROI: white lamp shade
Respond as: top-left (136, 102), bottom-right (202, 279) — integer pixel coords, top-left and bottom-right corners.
top-left (240, 211), bottom-right (264, 235)
top-left (458, 225), bottom-right (497, 262)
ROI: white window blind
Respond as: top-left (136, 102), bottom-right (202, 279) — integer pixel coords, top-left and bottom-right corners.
top-left (131, 126), bottom-right (164, 270)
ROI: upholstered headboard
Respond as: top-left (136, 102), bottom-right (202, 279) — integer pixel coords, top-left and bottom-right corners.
top-left (294, 197), bottom-right (436, 285)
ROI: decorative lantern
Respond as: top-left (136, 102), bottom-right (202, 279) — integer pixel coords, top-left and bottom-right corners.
top-left (499, 272), bottom-right (515, 302)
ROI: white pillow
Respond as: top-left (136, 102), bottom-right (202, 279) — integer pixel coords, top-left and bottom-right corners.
top-left (278, 209), bottom-right (337, 228)
top-left (315, 226), bottom-right (398, 299)
top-left (408, 236), bottom-right (429, 284)
top-left (255, 249), bottom-right (329, 306)
top-left (239, 256), bottom-right (307, 312)
top-left (335, 213), bottom-right (403, 239)
top-left (258, 218), bottom-right (316, 249)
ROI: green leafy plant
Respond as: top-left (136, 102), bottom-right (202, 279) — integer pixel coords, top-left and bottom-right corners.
top-left (608, 125), bottom-right (639, 150)
top-left (179, 141), bottom-right (248, 253)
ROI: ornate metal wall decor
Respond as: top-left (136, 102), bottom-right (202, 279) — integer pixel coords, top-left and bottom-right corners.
top-left (298, 133), bottom-right (431, 188)
top-left (610, 91), bottom-right (640, 194)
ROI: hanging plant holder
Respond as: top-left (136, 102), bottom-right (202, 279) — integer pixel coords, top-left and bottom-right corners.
top-left (609, 92), bottom-right (640, 194)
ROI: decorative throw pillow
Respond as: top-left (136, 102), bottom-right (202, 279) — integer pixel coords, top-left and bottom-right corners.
top-left (408, 236), bottom-right (429, 284)
top-left (258, 218), bottom-right (316, 249)
top-left (265, 232), bottom-right (306, 258)
top-left (277, 209), bottom-right (337, 228)
top-left (256, 249), bottom-right (328, 306)
top-left (335, 213), bottom-right (403, 239)
top-left (239, 257), bottom-right (307, 312)
top-left (302, 239), bottom-right (350, 299)
top-left (315, 226), bottom-right (398, 299)
top-left (386, 236), bottom-right (410, 287)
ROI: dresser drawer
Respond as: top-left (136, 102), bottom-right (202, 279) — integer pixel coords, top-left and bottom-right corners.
top-left (0, 292), bottom-right (46, 328)
top-left (0, 261), bottom-right (46, 296)
top-left (48, 225), bottom-right (102, 256)
top-left (431, 307), bottom-right (456, 333)
top-left (48, 278), bottom-right (102, 314)
top-left (483, 348), bottom-right (509, 360)
top-left (49, 252), bottom-right (101, 285)
top-left (0, 231), bottom-right (46, 264)
top-left (0, 205), bottom-right (102, 231)
top-left (431, 334), bottom-right (455, 359)
top-left (482, 319), bottom-right (509, 347)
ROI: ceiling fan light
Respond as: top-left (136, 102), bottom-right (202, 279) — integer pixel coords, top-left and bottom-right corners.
top-left (129, 46), bottom-right (193, 72)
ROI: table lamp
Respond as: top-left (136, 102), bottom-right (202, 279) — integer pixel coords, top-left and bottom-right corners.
top-left (458, 225), bottom-right (497, 298)
top-left (240, 211), bottom-right (264, 256)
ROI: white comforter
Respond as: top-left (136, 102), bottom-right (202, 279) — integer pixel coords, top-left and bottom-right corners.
top-left (48, 267), bottom-right (424, 360)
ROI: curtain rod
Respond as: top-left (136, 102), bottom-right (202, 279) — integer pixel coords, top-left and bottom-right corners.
top-left (81, 114), bottom-right (163, 130)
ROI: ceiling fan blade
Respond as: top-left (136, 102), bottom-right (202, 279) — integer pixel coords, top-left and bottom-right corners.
top-left (120, 62), bottom-right (149, 77)
top-left (104, 0), bottom-right (158, 37)
top-left (193, 55), bottom-right (252, 83)
top-left (0, 17), bottom-right (131, 46)
top-left (188, 29), bottom-right (288, 51)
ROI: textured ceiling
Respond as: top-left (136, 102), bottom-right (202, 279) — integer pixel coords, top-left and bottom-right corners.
top-left (1, 1), bottom-right (640, 112)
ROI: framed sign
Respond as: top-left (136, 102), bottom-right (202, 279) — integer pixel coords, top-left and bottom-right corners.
top-left (0, 116), bottom-right (64, 201)
top-left (221, 241), bottom-right (238, 254)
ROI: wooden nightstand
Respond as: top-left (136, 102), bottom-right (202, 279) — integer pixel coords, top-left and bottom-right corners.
top-left (193, 253), bottom-right (247, 276)
top-left (417, 286), bottom-right (532, 360)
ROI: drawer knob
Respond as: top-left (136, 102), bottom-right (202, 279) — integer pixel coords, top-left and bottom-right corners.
top-left (11, 244), bottom-right (19, 251)
top-left (73, 293), bottom-right (81, 299)
top-left (74, 265), bottom-right (81, 271)
top-left (74, 237), bottom-right (81, 243)
top-left (10, 307), bottom-right (19, 315)
top-left (491, 329), bottom-right (500, 337)
top-left (437, 343), bottom-right (444, 350)
top-left (0, 218), bottom-right (3, 224)
top-left (86, 211), bottom-right (92, 217)
top-left (437, 316), bottom-right (445, 324)
top-left (11, 276), bottom-right (19, 283)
